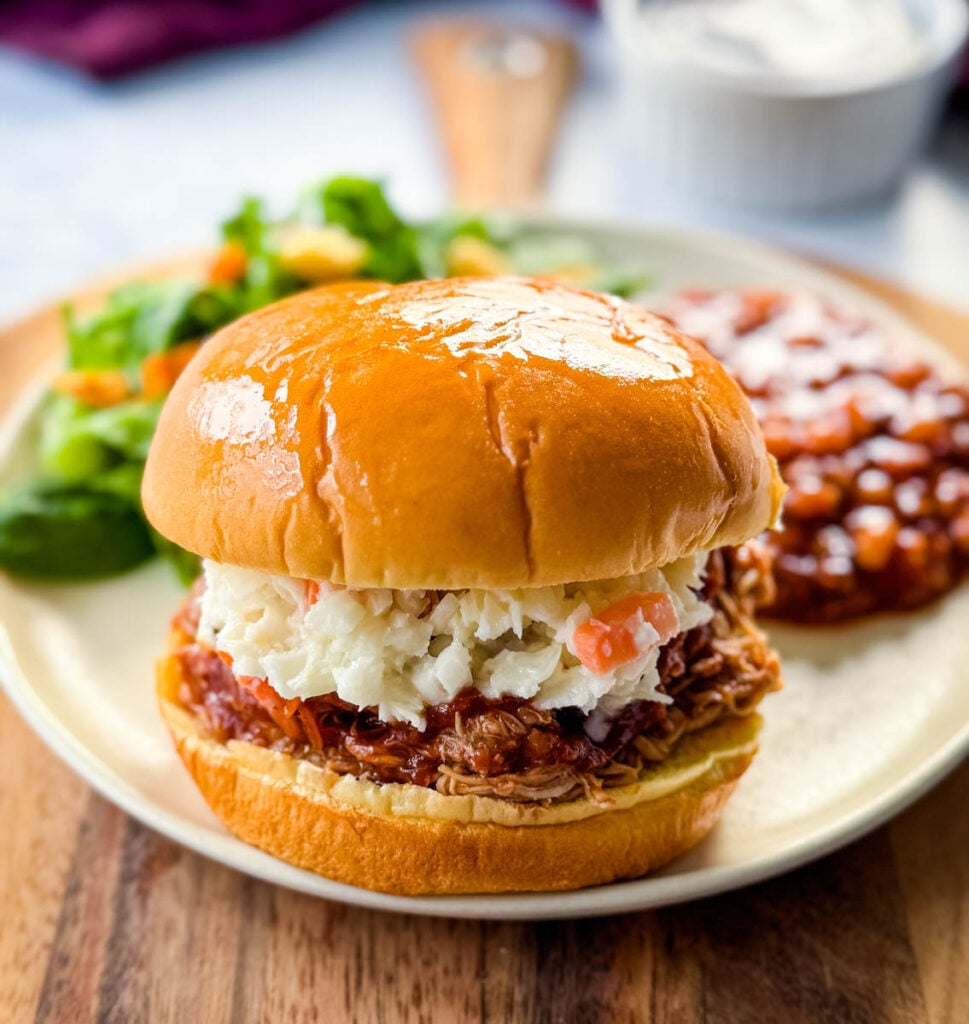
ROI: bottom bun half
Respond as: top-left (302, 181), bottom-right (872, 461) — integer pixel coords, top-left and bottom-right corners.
top-left (157, 651), bottom-right (761, 895)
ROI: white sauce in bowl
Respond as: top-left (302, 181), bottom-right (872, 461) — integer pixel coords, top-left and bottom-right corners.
top-left (637, 0), bottom-right (928, 83)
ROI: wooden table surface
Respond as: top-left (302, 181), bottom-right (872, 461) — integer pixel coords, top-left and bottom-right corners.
top-left (1, 264), bottom-right (967, 1024)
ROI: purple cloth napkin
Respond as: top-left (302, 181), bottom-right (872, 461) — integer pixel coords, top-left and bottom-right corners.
top-left (0, 0), bottom-right (354, 78)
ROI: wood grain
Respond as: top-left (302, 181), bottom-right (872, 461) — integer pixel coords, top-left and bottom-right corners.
top-left (4, 763), bottom-right (966, 1023)
top-left (891, 765), bottom-right (969, 1024)
top-left (0, 259), bottom-right (966, 1023)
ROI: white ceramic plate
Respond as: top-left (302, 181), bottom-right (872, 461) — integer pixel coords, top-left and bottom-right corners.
top-left (1, 221), bottom-right (967, 920)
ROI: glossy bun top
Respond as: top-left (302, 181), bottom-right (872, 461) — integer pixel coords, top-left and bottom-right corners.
top-left (143, 277), bottom-right (783, 587)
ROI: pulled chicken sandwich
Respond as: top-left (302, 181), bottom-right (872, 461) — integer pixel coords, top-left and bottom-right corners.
top-left (142, 276), bottom-right (785, 895)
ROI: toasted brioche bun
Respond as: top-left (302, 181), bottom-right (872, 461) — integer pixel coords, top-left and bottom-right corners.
top-left (157, 645), bottom-right (760, 895)
top-left (142, 277), bottom-right (783, 589)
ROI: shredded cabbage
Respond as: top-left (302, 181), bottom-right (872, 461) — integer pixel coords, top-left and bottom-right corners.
top-left (197, 554), bottom-right (713, 728)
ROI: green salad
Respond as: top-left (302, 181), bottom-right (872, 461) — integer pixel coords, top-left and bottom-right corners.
top-left (0, 176), bottom-right (646, 584)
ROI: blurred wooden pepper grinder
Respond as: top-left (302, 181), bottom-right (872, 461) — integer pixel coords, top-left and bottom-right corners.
top-left (412, 20), bottom-right (579, 208)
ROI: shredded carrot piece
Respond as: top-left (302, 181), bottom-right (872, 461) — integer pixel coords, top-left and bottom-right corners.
top-left (51, 368), bottom-right (130, 408)
top-left (297, 705), bottom-right (325, 749)
top-left (283, 698), bottom-right (302, 718)
top-left (304, 579), bottom-right (321, 612)
top-left (238, 675), bottom-right (303, 741)
top-left (572, 592), bottom-right (679, 675)
top-left (207, 240), bottom-right (248, 285)
top-left (140, 340), bottom-right (202, 399)
top-left (139, 356), bottom-right (170, 399)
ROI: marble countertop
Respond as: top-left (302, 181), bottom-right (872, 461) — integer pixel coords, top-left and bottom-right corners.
top-left (1, 0), bottom-right (967, 321)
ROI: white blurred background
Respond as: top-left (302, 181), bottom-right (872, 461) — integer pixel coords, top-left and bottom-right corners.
top-left (1, 0), bottom-right (967, 317)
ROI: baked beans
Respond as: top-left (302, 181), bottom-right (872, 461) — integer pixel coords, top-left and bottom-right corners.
top-left (662, 288), bottom-right (969, 623)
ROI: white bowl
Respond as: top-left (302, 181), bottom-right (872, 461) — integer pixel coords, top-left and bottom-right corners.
top-left (602, 0), bottom-right (969, 210)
